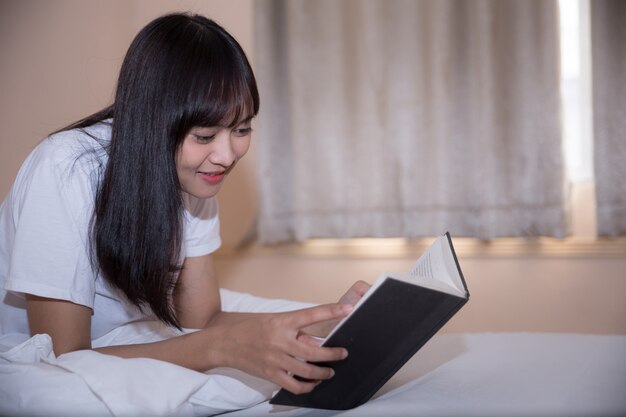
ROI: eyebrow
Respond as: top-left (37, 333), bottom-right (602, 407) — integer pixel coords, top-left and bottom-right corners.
top-left (219, 115), bottom-right (254, 129)
top-left (195, 115), bottom-right (255, 130)
top-left (234, 115), bottom-right (254, 125)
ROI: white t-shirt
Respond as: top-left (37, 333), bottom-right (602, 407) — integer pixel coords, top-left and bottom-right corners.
top-left (0, 121), bottom-right (221, 339)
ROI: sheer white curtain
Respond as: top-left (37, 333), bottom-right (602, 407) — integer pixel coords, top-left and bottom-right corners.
top-left (591, 0), bottom-right (626, 236)
top-left (254, 0), bottom-right (565, 243)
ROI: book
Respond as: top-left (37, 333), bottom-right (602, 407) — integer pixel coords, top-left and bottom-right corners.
top-left (270, 232), bottom-right (469, 410)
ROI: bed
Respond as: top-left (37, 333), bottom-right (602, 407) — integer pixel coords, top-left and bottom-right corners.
top-left (1, 290), bottom-right (625, 417)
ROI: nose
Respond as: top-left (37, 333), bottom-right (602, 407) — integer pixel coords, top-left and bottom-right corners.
top-left (208, 131), bottom-right (236, 167)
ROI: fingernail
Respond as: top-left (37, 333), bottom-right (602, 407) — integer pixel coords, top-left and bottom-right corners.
top-left (341, 348), bottom-right (349, 359)
top-left (341, 304), bottom-right (353, 313)
top-left (329, 369), bottom-right (335, 378)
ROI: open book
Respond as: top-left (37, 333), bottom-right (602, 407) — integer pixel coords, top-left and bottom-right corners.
top-left (270, 232), bottom-right (469, 410)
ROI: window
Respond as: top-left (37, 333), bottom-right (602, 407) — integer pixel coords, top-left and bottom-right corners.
top-left (560, 0), bottom-right (597, 239)
top-left (249, 0), bottom-right (626, 256)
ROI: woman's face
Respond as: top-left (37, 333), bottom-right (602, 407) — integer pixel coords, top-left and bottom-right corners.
top-left (176, 118), bottom-right (253, 199)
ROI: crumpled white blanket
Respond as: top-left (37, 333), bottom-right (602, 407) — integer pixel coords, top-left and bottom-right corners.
top-left (0, 289), bottom-right (312, 417)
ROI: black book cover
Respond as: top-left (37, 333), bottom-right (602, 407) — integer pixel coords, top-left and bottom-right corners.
top-left (270, 233), bottom-right (469, 410)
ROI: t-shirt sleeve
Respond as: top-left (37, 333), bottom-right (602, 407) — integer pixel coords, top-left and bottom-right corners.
top-left (4, 141), bottom-right (96, 308)
top-left (182, 195), bottom-right (222, 258)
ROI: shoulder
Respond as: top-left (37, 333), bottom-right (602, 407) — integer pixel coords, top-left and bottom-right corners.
top-left (34, 121), bottom-right (111, 167)
top-left (18, 121), bottom-right (111, 189)
top-left (7, 121), bottom-right (111, 207)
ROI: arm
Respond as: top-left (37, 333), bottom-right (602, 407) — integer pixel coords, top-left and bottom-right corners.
top-left (26, 295), bottom-right (350, 393)
top-left (25, 294), bottom-right (222, 370)
top-left (172, 253), bottom-right (221, 329)
top-left (25, 254), bottom-right (353, 394)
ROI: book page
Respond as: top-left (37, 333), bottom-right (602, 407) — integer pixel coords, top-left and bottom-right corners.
top-left (324, 234), bottom-right (467, 343)
top-left (407, 235), bottom-right (466, 297)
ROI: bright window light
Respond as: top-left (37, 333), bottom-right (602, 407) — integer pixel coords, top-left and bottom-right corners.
top-left (559, 0), bottom-right (594, 183)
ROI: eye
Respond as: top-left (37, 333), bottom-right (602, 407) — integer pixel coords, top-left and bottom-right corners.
top-left (233, 127), bottom-right (253, 137)
top-left (193, 134), bottom-right (215, 144)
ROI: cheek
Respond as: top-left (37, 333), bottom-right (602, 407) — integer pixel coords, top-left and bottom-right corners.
top-left (234, 138), bottom-right (252, 159)
top-left (177, 142), bottom-right (204, 172)
top-left (175, 152), bottom-right (184, 177)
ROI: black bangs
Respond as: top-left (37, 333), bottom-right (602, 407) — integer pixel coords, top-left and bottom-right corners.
top-left (166, 14), bottom-right (260, 140)
top-left (187, 67), bottom-right (257, 128)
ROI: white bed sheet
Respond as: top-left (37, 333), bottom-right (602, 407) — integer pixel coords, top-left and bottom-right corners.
top-left (1, 290), bottom-right (624, 417)
top-left (224, 332), bottom-right (626, 417)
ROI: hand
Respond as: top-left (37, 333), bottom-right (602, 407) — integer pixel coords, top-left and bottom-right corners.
top-left (211, 304), bottom-right (353, 394)
top-left (303, 280), bottom-right (371, 338)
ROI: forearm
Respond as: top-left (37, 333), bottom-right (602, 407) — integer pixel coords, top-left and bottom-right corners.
top-left (94, 326), bottom-right (221, 372)
top-left (96, 304), bottom-right (351, 394)
top-left (93, 311), bottom-right (265, 371)
top-left (210, 310), bottom-right (334, 338)
top-left (205, 310), bottom-right (260, 325)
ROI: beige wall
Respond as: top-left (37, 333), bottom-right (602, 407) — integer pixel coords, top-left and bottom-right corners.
top-left (216, 250), bottom-right (626, 335)
top-left (2, 0), bottom-right (625, 335)
top-left (0, 0), bottom-right (258, 245)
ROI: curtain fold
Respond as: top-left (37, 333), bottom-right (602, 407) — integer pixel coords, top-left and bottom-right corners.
top-left (255, 0), bottom-right (565, 243)
top-left (591, 0), bottom-right (626, 236)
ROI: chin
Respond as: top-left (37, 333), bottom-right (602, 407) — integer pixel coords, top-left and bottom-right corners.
top-left (180, 176), bottom-right (225, 199)
top-left (189, 186), bottom-right (222, 200)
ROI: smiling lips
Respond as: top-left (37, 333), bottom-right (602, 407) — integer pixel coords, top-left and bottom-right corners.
top-left (198, 170), bottom-right (226, 184)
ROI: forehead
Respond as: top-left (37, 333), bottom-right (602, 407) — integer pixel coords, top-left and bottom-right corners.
top-left (211, 113), bottom-right (255, 129)
top-left (187, 115), bottom-right (255, 133)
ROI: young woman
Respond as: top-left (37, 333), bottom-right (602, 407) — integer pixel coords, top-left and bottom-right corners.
top-left (0, 13), bottom-right (368, 395)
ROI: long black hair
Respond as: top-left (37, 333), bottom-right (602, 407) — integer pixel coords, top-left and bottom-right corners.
top-left (60, 13), bottom-right (259, 328)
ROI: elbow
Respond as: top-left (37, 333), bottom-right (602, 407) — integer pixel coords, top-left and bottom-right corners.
top-left (177, 306), bottom-right (222, 330)
top-left (49, 337), bottom-right (92, 357)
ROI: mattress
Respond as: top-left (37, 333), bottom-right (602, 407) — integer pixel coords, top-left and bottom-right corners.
top-left (1, 290), bottom-right (624, 417)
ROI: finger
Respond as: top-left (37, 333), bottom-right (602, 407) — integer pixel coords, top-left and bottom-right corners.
top-left (287, 303), bottom-right (353, 329)
top-left (339, 280), bottom-right (371, 305)
top-left (284, 355), bottom-right (336, 382)
top-left (297, 333), bottom-right (324, 348)
top-left (352, 280), bottom-right (371, 296)
top-left (288, 339), bottom-right (348, 363)
top-left (274, 371), bottom-right (321, 395)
